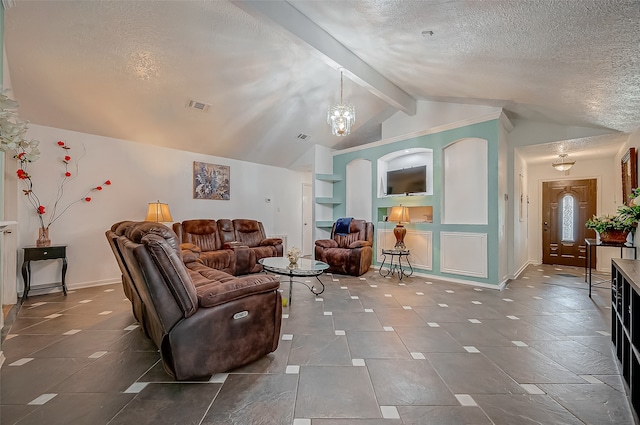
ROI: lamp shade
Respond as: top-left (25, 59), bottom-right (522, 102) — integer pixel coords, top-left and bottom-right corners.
top-left (145, 201), bottom-right (173, 222)
top-left (388, 206), bottom-right (410, 223)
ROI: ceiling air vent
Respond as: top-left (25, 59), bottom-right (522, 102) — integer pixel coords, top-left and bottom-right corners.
top-left (186, 99), bottom-right (211, 112)
top-left (297, 133), bottom-right (311, 141)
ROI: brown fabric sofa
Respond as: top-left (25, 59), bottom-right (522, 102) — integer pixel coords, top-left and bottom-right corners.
top-left (315, 219), bottom-right (374, 276)
top-left (106, 221), bottom-right (282, 380)
top-left (173, 219), bottom-right (283, 275)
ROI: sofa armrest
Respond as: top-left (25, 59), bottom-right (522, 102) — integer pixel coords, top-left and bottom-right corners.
top-left (348, 240), bottom-right (372, 249)
top-left (259, 238), bottom-right (283, 246)
top-left (180, 243), bottom-right (201, 263)
top-left (197, 275), bottom-right (280, 308)
top-left (315, 239), bottom-right (338, 248)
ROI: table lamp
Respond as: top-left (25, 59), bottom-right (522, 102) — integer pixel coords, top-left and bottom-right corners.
top-left (388, 205), bottom-right (410, 249)
top-left (145, 200), bottom-right (173, 223)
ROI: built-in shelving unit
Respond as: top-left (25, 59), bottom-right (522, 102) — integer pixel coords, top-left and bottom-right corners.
top-left (315, 221), bottom-right (335, 228)
top-left (611, 258), bottom-right (640, 418)
top-left (315, 174), bottom-right (343, 183)
top-left (314, 173), bottom-right (343, 229)
top-left (315, 197), bottom-right (342, 205)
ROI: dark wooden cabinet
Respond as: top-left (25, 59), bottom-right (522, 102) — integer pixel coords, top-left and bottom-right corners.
top-left (611, 258), bottom-right (640, 416)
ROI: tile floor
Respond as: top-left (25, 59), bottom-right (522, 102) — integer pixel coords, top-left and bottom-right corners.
top-left (0, 264), bottom-right (637, 424)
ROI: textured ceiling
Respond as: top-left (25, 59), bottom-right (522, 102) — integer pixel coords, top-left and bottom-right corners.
top-left (4, 0), bottom-right (640, 168)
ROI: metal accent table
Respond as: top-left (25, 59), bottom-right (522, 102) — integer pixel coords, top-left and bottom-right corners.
top-left (585, 238), bottom-right (636, 298)
top-left (259, 257), bottom-right (328, 305)
top-left (22, 245), bottom-right (68, 302)
top-left (379, 248), bottom-right (413, 280)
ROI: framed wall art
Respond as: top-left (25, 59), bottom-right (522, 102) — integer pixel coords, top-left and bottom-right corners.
top-left (621, 147), bottom-right (637, 206)
top-left (193, 161), bottom-right (230, 200)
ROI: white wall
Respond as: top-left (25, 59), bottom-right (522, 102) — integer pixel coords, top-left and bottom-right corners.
top-left (527, 156), bottom-right (618, 269)
top-left (12, 124), bottom-right (307, 292)
top-left (382, 100), bottom-right (501, 140)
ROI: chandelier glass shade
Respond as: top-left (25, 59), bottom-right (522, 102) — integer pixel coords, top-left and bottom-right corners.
top-left (327, 70), bottom-right (355, 136)
top-left (552, 154), bottom-right (576, 171)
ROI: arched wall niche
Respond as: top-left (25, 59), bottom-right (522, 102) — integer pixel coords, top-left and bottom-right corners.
top-left (346, 158), bottom-right (372, 222)
top-left (377, 148), bottom-right (433, 198)
top-left (442, 138), bottom-right (488, 224)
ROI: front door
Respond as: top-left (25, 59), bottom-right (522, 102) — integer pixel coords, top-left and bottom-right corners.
top-left (542, 179), bottom-right (597, 267)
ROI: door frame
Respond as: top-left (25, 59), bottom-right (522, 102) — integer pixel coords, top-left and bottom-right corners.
top-left (541, 178), bottom-right (597, 266)
top-left (302, 183), bottom-right (312, 256)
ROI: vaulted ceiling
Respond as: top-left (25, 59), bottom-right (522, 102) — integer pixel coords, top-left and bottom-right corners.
top-left (4, 0), bottom-right (639, 168)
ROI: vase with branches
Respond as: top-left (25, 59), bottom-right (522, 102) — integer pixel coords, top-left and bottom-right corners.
top-left (15, 140), bottom-right (112, 246)
top-left (0, 92), bottom-right (112, 246)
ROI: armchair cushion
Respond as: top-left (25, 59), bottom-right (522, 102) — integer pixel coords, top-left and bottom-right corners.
top-left (260, 238), bottom-right (283, 246)
top-left (349, 240), bottom-right (372, 249)
top-left (315, 239), bottom-right (338, 249)
top-left (180, 243), bottom-right (201, 264)
top-left (335, 232), bottom-right (361, 248)
top-left (196, 275), bottom-right (281, 308)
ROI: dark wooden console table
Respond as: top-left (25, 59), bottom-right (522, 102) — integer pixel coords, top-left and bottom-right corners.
top-left (585, 238), bottom-right (636, 298)
top-left (21, 245), bottom-right (68, 302)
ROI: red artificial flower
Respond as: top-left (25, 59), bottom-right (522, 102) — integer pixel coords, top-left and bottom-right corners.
top-left (64, 155), bottom-right (71, 161)
top-left (17, 152), bottom-right (25, 160)
top-left (96, 186), bottom-right (102, 190)
top-left (16, 169), bottom-right (28, 179)
top-left (65, 172), bottom-right (71, 177)
top-left (104, 180), bottom-right (111, 185)
top-left (57, 141), bottom-right (65, 146)
top-left (85, 197), bottom-right (91, 202)
top-left (37, 205), bottom-right (46, 214)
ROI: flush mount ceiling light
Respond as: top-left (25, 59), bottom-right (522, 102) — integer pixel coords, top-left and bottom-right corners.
top-left (552, 153), bottom-right (576, 171)
top-left (327, 69), bottom-right (355, 137)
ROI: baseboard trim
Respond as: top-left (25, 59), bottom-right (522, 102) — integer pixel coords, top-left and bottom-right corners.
top-left (21, 278), bottom-right (121, 297)
top-left (511, 261), bottom-right (533, 280)
top-left (368, 266), bottom-right (503, 290)
top-left (67, 279), bottom-right (121, 291)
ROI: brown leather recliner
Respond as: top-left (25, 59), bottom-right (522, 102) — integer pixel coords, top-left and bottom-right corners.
top-left (106, 221), bottom-right (148, 332)
top-left (173, 219), bottom-right (283, 276)
top-left (172, 219), bottom-right (236, 275)
top-left (315, 219), bottom-right (374, 276)
top-left (106, 221), bottom-right (282, 380)
top-left (232, 218), bottom-right (284, 264)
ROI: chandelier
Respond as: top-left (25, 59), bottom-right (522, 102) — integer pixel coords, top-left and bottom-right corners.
top-left (327, 70), bottom-right (355, 136)
top-left (552, 153), bottom-right (576, 171)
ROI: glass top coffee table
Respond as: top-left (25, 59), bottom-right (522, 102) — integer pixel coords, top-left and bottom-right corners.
top-left (259, 257), bottom-right (329, 305)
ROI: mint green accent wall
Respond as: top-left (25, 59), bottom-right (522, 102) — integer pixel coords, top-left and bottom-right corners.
top-left (332, 119), bottom-right (501, 285)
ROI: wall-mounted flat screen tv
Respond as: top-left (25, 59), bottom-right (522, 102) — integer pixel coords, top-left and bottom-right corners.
top-left (386, 165), bottom-right (426, 195)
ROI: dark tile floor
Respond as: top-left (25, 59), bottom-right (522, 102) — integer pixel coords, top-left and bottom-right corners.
top-left (1, 264), bottom-right (637, 424)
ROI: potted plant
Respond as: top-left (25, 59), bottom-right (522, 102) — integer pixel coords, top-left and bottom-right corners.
top-left (586, 214), bottom-right (634, 244)
top-left (617, 187), bottom-right (640, 228)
